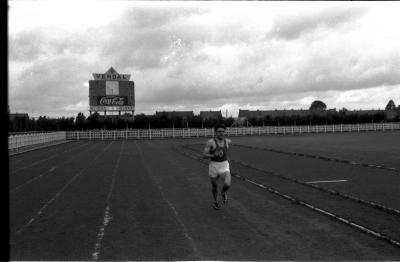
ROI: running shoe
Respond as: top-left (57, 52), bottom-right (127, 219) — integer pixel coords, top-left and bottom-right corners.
top-left (213, 201), bottom-right (220, 210)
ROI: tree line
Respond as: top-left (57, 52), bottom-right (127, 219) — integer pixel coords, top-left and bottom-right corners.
top-left (8, 112), bottom-right (236, 132)
top-left (8, 100), bottom-right (400, 132)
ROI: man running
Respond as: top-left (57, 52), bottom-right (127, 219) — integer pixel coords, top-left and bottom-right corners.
top-left (203, 123), bottom-right (232, 210)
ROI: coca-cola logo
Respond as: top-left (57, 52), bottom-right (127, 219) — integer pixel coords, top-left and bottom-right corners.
top-left (98, 96), bottom-right (126, 106)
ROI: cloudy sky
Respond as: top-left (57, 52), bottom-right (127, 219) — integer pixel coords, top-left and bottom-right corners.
top-left (8, 1), bottom-right (400, 118)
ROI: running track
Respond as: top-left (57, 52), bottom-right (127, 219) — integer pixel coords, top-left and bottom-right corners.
top-left (9, 136), bottom-right (400, 260)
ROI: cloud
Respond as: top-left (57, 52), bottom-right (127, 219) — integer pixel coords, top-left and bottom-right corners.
top-left (99, 4), bottom-right (210, 70)
top-left (64, 100), bottom-right (88, 112)
top-left (267, 6), bottom-right (367, 40)
top-left (8, 2), bottom-right (400, 117)
top-left (10, 27), bottom-right (106, 63)
top-left (9, 56), bottom-right (93, 116)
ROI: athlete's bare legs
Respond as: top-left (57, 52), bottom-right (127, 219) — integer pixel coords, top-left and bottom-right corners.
top-left (221, 171), bottom-right (231, 203)
top-left (210, 172), bottom-right (231, 209)
top-left (210, 176), bottom-right (219, 204)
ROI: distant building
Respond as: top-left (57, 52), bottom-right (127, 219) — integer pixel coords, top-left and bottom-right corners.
top-left (237, 109), bottom-right (339, 125)
top-left (238, 109), bottom-right (308, 120)
top-left (155, 111), bottom-right (194, 120)
top-left (9, 113), bottom-right (29, 120)
top-left (199, 110), bottom-right (222, 120)
top-left (238, 109), bottom-right (337, 120)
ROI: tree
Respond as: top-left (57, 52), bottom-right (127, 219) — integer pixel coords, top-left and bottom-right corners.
top-left (86, 112), bottom-right (101, 129)
top-left (309, 100), bottom-right (327, 111)
top-left (385, 99), bottom-right (396, 110)
top-left (75, 112), bottom-right (86, 130)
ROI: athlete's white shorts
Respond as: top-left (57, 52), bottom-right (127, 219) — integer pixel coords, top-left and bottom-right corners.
top-left (208, 160), bottom-right (230, 178)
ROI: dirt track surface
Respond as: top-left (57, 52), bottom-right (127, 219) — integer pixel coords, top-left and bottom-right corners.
top-left (9, 133), bottom-right (400, 260)
top-left (231, 131), bottom-right (400, 170)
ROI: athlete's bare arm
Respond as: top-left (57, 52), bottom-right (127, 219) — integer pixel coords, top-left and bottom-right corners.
top-left (203, 139), bottom-right (216, 159)
top-left (226, 138), bottom-right (232, 148)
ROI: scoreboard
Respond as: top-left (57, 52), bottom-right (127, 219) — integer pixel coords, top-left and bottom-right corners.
top-left (89, 67), bottom-right (135, 115)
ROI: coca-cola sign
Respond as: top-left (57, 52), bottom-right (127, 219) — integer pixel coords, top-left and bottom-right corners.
top-left (98, 96), bottom-right (127, 106)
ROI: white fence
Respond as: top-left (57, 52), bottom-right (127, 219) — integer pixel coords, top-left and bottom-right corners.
top-left (66, 122), bottom-right (400, 140)
top-left (7, 123), bottom-right (400, 152)
top-left (8, 131), bottom-right (67, 153)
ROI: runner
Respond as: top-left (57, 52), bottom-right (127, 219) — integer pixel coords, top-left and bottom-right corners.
top-left (203, 123), bottom-right (232, 210)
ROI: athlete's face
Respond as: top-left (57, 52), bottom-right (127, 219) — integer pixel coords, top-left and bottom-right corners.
top-left (215, 128), bottom-right (225, 140)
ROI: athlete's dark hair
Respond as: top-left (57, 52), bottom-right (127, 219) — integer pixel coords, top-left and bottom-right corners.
top-left (214, 123), bottom-right (226, 131)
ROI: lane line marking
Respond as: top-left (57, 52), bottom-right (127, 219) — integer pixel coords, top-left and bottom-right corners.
top-left (92, 141), bottom-right (124, 261)
top-left (13, 141), bottom-right (114, 236)
top-left (306, 179), bottom-right (348, 184)
top-left (10, 166), bottom-right (57, 193)
top-left (9, 141), bottom-right (82, 163)
top-left (135, 141), bottom-right (200, 259)
top-left (10, 141), bottom-right (91, 175)
top-left (92, 206), bottom-right (113, 261)
top-left (10, 142), bottom-right (99, 193)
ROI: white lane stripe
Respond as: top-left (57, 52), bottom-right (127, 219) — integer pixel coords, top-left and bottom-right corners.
top-left (9, 141), bottom-right (81, 163)
top-left (135, 141), bottom-right (200, 259)
top-left (14, 142), bottom-right (114, 236)
top-left (15, 170), bottom-right (82, 235)
top-left (92, 206), bottom-right (113, 260)
top-left (11, 142), bottom-right (99, 194)
top-left (10, 141), bottom-right (91, 174)
top-left (10, 166), bottom-right (57, 193)
top-left (306, 179), bottom-right (348, 184)
top-left (92, 141), bottom-right (124, 261)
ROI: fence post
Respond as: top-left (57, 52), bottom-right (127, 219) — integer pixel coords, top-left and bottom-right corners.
top-left (77, 131), bottom-right (80, 140)
top-left (114, 130), bottom-right (116, 140)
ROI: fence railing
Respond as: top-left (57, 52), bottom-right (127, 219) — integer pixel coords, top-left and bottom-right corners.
top-left (66, 122), bottom-right (400, 140)
top-left (7, 123), bottom-right (400, 152)
top-left (8, 131), bottom-right (67, 153)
